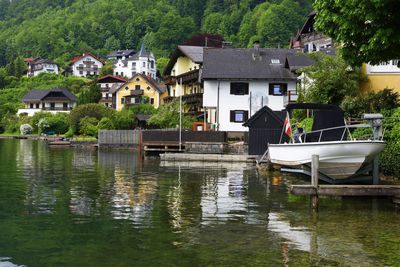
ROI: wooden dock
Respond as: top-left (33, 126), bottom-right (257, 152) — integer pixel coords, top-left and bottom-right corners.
top-left (143, 142), bottom-right (184, 152)
top-left (160, 153), bottom-right (254, 163)
top-left (291, 185), bottom-right (400, 197)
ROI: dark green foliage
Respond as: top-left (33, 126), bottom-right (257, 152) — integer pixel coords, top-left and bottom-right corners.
top-left (124, 104), bottom-right (156, 115)
top-left (46, 113), bottom-right (69, 134)
top-left (314, 0), bottom-right (400, 67)
top-left (298, 53), bottom-right (368, 106)
top-left (79, 116), bottom-right (99, 136)
top-left (99, 64), bottom-right (114, 77)
top-left (77, 78), bottom-right (102, 105)
top-left (30, 111), bottom-right (54, 132)
top-left (0, 0), bottom-right (313, 66)
top-left (97, 117), bottom-right (114, 131)
top-left (342, 89), bottom-right (400, 119)
top-left (67, 103), bottom-right (115, 133)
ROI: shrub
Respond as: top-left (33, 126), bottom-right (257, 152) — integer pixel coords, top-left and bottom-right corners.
top-left (79, 116), bottom-right (99, 136)
top-left (97, 117), bottom-right (114, 131)
top-left (68, 103), bottom-right (114, 133)
top-left (20, 124), bottom-right (33, 135)
top-left (37, 118), bottom-right (50, 134)
top-left (31, 112), bottom-right (53, 133)
top-left (46, 113), bottom-right (69, 134)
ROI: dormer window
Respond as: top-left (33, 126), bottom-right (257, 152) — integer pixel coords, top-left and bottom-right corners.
top-left (136, 78), bottom-right (140, 81)
top-left (271, 59), bottom-right (280, 64)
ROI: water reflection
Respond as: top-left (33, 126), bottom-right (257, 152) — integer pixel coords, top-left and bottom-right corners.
top-left (2, 139), bottom-right (400, 266)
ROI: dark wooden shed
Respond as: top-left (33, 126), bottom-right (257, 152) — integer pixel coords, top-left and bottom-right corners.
top-left (243, 106), bottom-right (289, 155)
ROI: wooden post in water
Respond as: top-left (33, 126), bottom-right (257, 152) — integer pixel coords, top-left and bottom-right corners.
top-left (311, 154), bottom-right (319, 211)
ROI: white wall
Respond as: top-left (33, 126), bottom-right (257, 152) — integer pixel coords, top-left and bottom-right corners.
top-left (203, 80), bottom-right (296, 132)
top-left (113, 54), bottom-right (157, 79)
top-left (72, 55), bottom-right (103, 77)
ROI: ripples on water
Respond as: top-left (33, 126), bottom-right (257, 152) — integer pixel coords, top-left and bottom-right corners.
top-left (0, 139), bottom-right (400, 266)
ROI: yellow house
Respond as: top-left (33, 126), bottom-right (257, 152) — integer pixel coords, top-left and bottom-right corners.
top-left (163, 45), bottom-right (205, 118)
top-left (360, 61), bottom-right (400, 94)
top-left (115, 73), bottom-right (168, 111)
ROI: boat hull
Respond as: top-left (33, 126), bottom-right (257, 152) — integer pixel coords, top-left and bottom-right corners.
top-left (268, 141), bottom-right (386, 179)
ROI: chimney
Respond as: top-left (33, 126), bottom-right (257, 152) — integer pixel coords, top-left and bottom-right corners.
top-left (253, 41), bottom-right (261, 60)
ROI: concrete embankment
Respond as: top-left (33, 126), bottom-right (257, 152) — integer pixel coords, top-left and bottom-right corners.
top-left (160, 153), bottom-right (255, 163)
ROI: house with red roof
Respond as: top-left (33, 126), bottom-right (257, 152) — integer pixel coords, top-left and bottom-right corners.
top-left (70, 52), bottom-right (105, 77)
top-left (90, 75), bottom-right (127, 108)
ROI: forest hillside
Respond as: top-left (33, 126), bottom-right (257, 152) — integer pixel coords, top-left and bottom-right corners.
top-left (0, 0), bottom-right (313, 67)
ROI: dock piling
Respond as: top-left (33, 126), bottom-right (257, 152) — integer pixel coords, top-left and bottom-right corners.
top-left (311, 154), bottom-right (319, 211)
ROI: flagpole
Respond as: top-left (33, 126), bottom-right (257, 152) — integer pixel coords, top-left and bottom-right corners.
top-left (279, 112), bottom-right (290, 144)
top-left (179, 77), bottom-right (182, 151)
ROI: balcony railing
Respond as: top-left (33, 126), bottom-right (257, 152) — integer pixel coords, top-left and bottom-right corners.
top-left (76, 66), bottom-right (99, 71)
top-left (163, 76), bottom-right (177, 85)
top-left (162, 93), bottom-right (203, 105)
top-left (284, 91), bottom-right (298, 106)
top-left (42, 107), bottom-right (72, 111)
top-left (130, 90), bottom-right (144, 96)
top-left (182, 93), bottom-right (203, 105)
top-left (83, 60), bottom-right (94, 65)
top-left (176, 69), bottom-right (200, 84)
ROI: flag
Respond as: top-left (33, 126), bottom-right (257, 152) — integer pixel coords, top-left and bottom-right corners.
top-left (284, 112), bottom-right (291, 136)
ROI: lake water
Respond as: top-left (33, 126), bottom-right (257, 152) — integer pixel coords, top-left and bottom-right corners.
top-left (0, 139), bottom-right (399, 266)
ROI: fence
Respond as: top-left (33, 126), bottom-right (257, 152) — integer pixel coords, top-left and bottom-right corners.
top-left (142, 129), bottom-right (227, 143)
top-left (98, 130), bottom-right (140, 147)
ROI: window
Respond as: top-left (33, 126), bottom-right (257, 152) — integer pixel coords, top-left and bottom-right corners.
top-left (271, 59), bottom-right (280, 64)
top-left (269, 83), bottom-right (287, 95)
top-left (30, 103), bottom-right (33, 108)
top-left (36, 104), bottom-right (39, 108)
top-left (135, 85), bottom-right (141, 90)
top-left (143, 62), bottom-right (146, 67)
top-left (63, 103), bottom-right (68, 108)
top-left (121, 72), bottom-right (124, 76)
top-left (121, 98), bottom-right (125, 104)
top-left (136, 78), bottom-right (140, 81)
top-left (150, 61), bottom-right (154, 68)
top-left (230, 83), bottom-right (249, 95)
top-left (105, 103), bottom-right (109, 107)
top-left (116, 72), bottom-right (119, 76)
top-left (134, 97), bottom-right (141, 104)
top-left (230, 110), bottom-right (248, 123)
top-left (393, 60), bottom-right (399, 66)
top-left (147, 86), bottom-right (150, 90)
top-left (79, 71), bottom-right (83, 75)
top-left (132, 62), bottom-right (136, 67)
top-left (150, 98), bottom-right (154, 105)
top-left (105, 93), bottom-right (109, 99)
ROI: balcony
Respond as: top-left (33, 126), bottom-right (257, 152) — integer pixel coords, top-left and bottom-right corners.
top-left (176, 69), bottom-right (200, 84)
top-left (182, 93), bottom-right (203, 105)
top-left (42, 107), bottom-right (72, 111)
top-left (164, 76), bottom-right (177, 85)
top-left (130, 90), bottom-right (144, 96)
top-left (83, 60), bottom-right (94, 65)
top-left (76, 66), bottom-right (99, 71)
top-left (284, 91), bottom-right (298, 106)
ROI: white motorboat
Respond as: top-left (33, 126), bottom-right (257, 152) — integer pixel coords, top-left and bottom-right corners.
top-left (269, 140), bottom-right (386, 179)
top-left (266, 103), bottom-right (386, 180)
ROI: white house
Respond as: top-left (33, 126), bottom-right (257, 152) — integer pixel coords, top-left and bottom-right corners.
top-left (203, 45), bottom-right (310, 132)
top-left (113, 44), bottom-right (156, 79)
top-left (27, 58), bottom-right (59, 77)
top-left (17, 87), bottom-right (77, 116)
top-left (70, 52), bottom-right (105, 77)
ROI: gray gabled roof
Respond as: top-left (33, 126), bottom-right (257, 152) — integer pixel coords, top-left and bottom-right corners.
top-left (107, 49), bottom-right (136, 58)
top-left (21, 88), bottom-right (77, 102)
top-left (163, 45), bottom-right (205, 76)
top-left (203, 48), bottom-right (298, 80)
top-left (285, 54), bottom-right (315, 71)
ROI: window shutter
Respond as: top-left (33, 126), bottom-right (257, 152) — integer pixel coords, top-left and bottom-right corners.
top-left (268, 84), bottom-right (273, 95)
top-left (244, 111), bottom-right (249, 122)
top-left (230, 110), bottom-right (235, 122)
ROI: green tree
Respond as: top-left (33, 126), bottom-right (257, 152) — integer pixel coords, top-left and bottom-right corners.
top-left (68, 103), bottom-right (114, 133)
top-left (147, 99), bottom-right (194, 128)
top-left (298, 53), bottom-right (368, 106)
top-left (0, 67), bottom-right (7, 89)
top-left (14, 56), bottom-right (26, 78)
top-left (314, 0), bottom-right (400, 66)
top-left (99, 64), bottom-right (114, 77)
top-left (79, 116), bottom-right (99, 136)
top-left (77, 78), bottom-right (102, 105)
